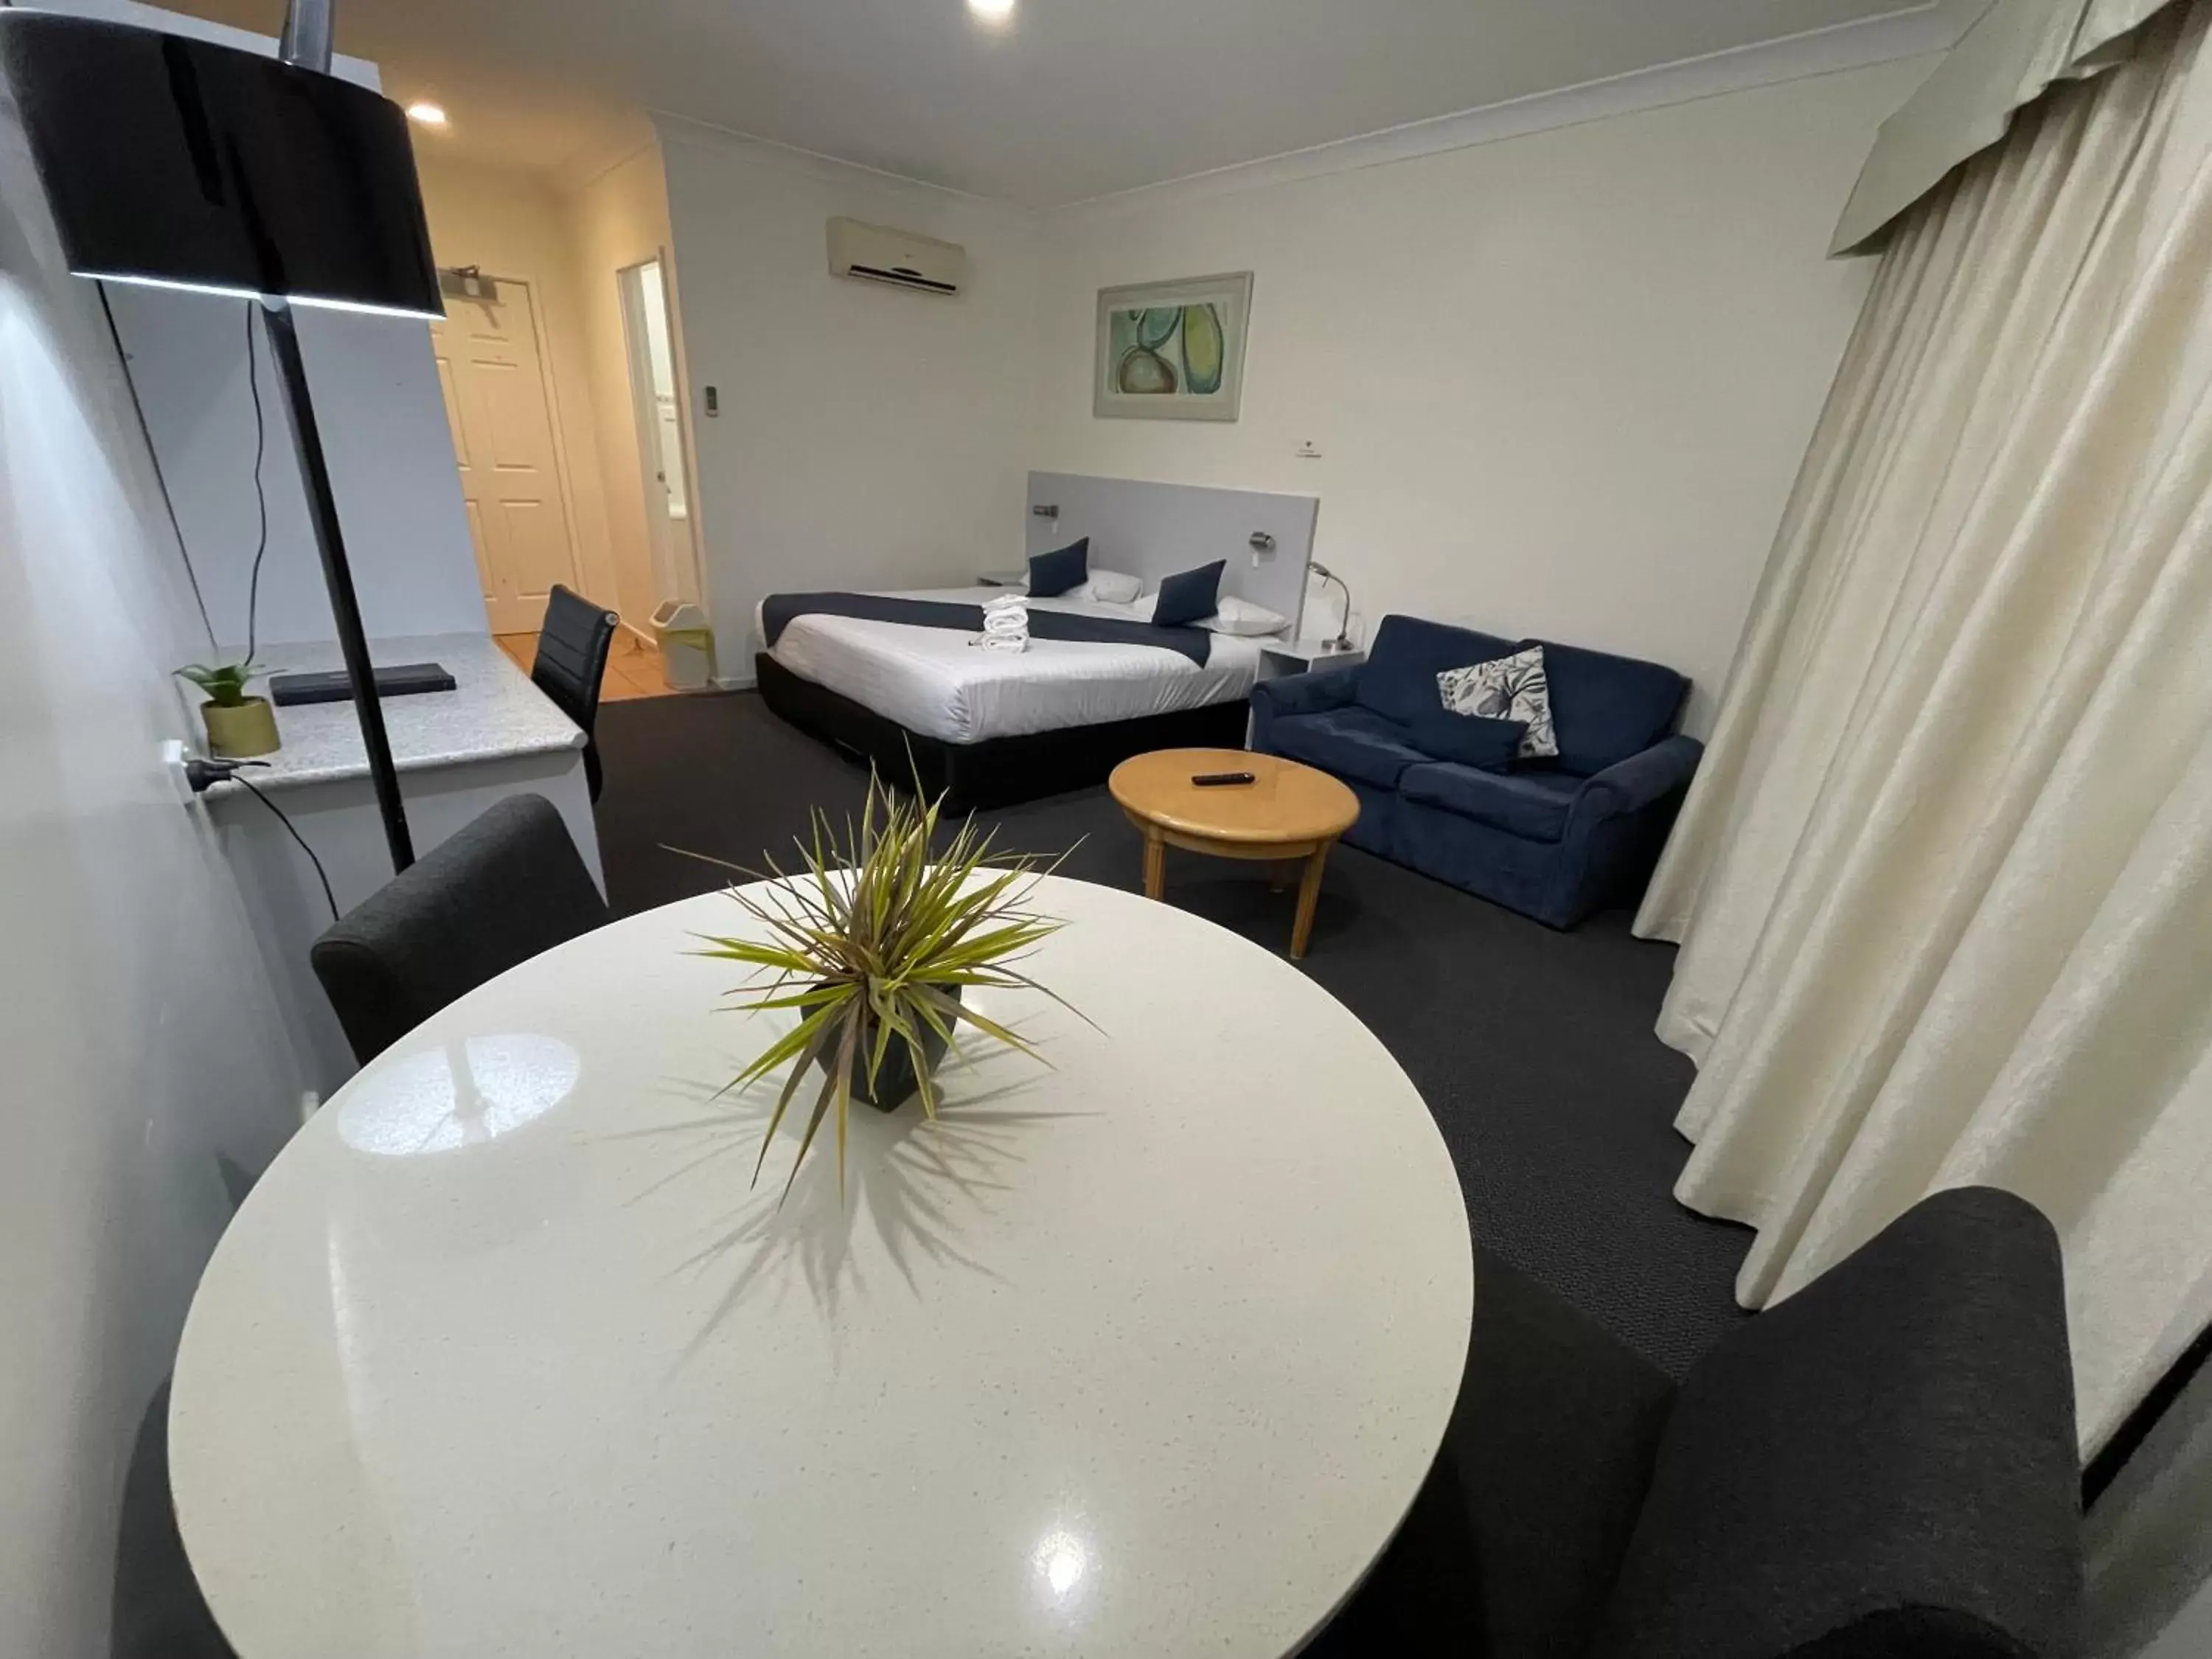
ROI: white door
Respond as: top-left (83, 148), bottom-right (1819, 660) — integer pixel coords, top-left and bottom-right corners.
top-left (431, 279), bottom-right (581, 635)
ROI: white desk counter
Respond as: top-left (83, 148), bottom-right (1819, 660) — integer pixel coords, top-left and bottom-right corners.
top-left (201, 633), bottom-right (604, 1096)
top-left (207, 633), bottom-right (584, 789)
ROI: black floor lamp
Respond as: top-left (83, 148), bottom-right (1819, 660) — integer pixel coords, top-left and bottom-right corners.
top-left (2, 0), bottom-right (439, 873)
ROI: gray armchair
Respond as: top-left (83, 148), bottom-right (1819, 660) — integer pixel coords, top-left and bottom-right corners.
top-left (1307, 1187), bottom-right (2081, 1658)
top-left (311, 793), bottom-right (611, 1064)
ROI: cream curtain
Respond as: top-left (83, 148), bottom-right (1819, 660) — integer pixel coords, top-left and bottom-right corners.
top-left (1834, 0), bottom-right (2185, 253)
top-left (1636, 0), bottom-right (2212, 1453)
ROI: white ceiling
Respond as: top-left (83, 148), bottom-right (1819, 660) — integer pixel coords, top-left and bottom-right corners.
top-left (172, 0), bottom-right (1953, 204)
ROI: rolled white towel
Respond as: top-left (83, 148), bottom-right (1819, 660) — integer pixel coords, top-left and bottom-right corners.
top-left (975, 589), bottom-right (1029, 651)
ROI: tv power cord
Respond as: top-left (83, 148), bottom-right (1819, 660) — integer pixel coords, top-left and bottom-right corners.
top-left (185, 755), bottom-right (340, 921)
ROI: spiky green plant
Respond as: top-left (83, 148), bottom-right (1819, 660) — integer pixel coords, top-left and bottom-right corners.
top-left (175, 659), bottom-right (265, 707)
top-left (695, 776), bottom-right (1078, 1202)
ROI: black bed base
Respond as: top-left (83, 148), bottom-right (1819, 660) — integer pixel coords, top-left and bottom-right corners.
top-left (755, 652), bottom-right (1251, 812)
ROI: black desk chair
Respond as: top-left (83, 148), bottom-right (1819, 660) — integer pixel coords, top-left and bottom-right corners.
top-left (1310, 1187), bottom-right (2081, 1659)
top-left (532, 583), bottom-right (621, 801)
top-left (311, 793), bottom-right (612, 1064)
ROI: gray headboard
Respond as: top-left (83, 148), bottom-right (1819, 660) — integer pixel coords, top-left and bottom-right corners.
top-left (1025, 472), bottom-right (1318, 636)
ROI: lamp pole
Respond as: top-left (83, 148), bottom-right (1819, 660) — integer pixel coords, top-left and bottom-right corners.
top-left (265, 0), bottom-right (415, 872)
top-left (257, 300), bottom-right (414, 870)
top-left (278, 0), bottom-right (333, 72)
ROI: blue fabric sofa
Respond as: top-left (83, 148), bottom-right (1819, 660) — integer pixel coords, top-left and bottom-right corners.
top-left (1251, 616), bottom-right (1703, 928)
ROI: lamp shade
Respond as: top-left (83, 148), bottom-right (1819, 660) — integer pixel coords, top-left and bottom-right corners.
top-left (0, 11), bottom-right (441, 318)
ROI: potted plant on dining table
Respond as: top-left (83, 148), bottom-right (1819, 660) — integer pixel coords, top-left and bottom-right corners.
top-left (698, 777), bottom-right (1079, 1200)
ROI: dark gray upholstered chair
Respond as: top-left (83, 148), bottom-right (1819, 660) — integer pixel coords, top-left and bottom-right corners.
top-left (1309, 1187), bottom-right (2081, 1659)
top-left (532, 582), bottom-right (621, 801)
top-left (311, 793), bottom-right (611, 1065)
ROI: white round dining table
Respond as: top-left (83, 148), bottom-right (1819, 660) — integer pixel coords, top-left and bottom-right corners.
top-left (170, 874), bottom-right (1472, 1658)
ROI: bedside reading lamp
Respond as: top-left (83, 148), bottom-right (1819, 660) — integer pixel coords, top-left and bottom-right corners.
top-left (1, 0), bottom-right (442, 872)
top-left (1307, 561), bottom-right (1357, 654)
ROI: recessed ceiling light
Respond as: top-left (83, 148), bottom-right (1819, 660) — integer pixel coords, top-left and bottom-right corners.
top-left (967, 0), bottom-right (1015, 24)
top-left (405, 101), bottom-right (448, 126)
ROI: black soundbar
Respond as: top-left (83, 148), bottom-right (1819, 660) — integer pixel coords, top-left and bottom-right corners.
top-left (268, 662), bottom-right (456, 706)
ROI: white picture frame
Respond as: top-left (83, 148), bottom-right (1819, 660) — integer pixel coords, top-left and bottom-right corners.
top-left (1093, 271), bottom-right (1253, 422)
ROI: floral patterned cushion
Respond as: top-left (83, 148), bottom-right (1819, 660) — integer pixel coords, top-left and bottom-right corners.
top-left (1437, 646), bottom-right (1557, 759)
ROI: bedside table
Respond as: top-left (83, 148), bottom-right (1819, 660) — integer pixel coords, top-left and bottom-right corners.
top-left (1259, 639), bottom-right (1366, 681)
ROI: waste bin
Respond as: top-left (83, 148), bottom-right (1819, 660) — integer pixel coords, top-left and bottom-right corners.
top-left (650, 600), bottom-right (717, 692)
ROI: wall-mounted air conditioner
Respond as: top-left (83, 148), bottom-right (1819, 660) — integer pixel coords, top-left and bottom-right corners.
top-left (827, 217), bottom-right (967, 296)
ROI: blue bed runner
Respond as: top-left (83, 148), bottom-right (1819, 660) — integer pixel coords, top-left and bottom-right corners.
top-left (760, 592), bottom-right (1213, 667)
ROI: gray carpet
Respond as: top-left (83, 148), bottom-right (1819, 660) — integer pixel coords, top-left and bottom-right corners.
top-left (594, 689), bottom-right (1753, 1377)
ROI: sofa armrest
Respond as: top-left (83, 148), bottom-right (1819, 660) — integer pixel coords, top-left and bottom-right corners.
top-left (1251, 668), bottom-right (1361, 720)
top-left (1573, 735), bottom-right (1703, 822)
top-left (1531, 734), bottom-right (1703, 928)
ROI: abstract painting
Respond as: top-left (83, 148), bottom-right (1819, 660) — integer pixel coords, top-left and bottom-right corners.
top-left (1094, 272), bottom-right (1253, 422)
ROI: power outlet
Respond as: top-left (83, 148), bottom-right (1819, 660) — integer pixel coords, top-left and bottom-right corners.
top-left (161, 738), bottom-right (199, 808)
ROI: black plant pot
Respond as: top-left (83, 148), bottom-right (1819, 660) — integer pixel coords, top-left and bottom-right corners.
top-left (814, 983), bottom-right (963, 1112)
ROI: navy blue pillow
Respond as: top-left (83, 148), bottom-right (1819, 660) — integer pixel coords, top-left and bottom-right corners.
top-left (1408, 709), bottom-right (1526, 772)
top-left (1027, 538), bottom-right (1088, 598)
top-left (1152, 560), bottom-right (1225, 628)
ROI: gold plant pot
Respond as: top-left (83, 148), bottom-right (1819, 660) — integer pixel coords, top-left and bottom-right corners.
top-left (201, 696), bottom-right (281, 759)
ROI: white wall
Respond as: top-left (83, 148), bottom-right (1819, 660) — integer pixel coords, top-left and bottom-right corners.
top-left (655, 120), bottom-right (1040, 675)
top-left (2086, 1345), bottom-right (2212, 1659)
top-left (108, 288), bottom-right (489, 649)
top-left (568, 142), bottom-right (692, 635)
top-left (1028, 59), bottom-right (1931, 734)
top-left (414, 151), bottom-right (625, 622)
top-left (2138, 1577), bottom-right (2212, 1659)
top-left (0, 69), bottom-right (313, 1659)
top-left (59, 0), bottom-right (487, 653)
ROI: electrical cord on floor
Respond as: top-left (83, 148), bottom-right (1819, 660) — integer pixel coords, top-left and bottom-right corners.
top-left (186, 757), bottom-right (339, 922)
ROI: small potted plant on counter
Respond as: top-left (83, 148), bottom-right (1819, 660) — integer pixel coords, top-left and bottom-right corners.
top-left (176, 658), bottom-right (280, 759)
top-left (698, 776), bottom-right (1080, 1201)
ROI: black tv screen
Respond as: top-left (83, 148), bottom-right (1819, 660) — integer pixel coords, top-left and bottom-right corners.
top-left (0, 11), bottom-right (441, 318)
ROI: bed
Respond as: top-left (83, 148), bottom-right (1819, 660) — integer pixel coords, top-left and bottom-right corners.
top-left (755, 473), bottom-right (1321, 810)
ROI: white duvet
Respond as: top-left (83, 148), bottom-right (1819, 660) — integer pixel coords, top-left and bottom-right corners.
top-left (759, 587), bottom-right (1269, 744)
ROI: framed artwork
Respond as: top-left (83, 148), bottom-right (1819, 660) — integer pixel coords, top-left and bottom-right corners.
top-left (1094, 271), bottom-right (1253, 422)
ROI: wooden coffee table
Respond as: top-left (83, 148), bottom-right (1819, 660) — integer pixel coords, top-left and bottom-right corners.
top-left (1108, 747), bottom-right (1361, 959)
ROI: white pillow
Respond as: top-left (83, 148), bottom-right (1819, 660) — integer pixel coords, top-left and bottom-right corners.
top-left (1127, 591), bottom-right (1290, 634)
top-left (1197, 595), bottom-right (1290, 637)
top-left (1080, 568), bottom-right (1144, 605)
top-left (1438, 646), bottom-right (1558, 758)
